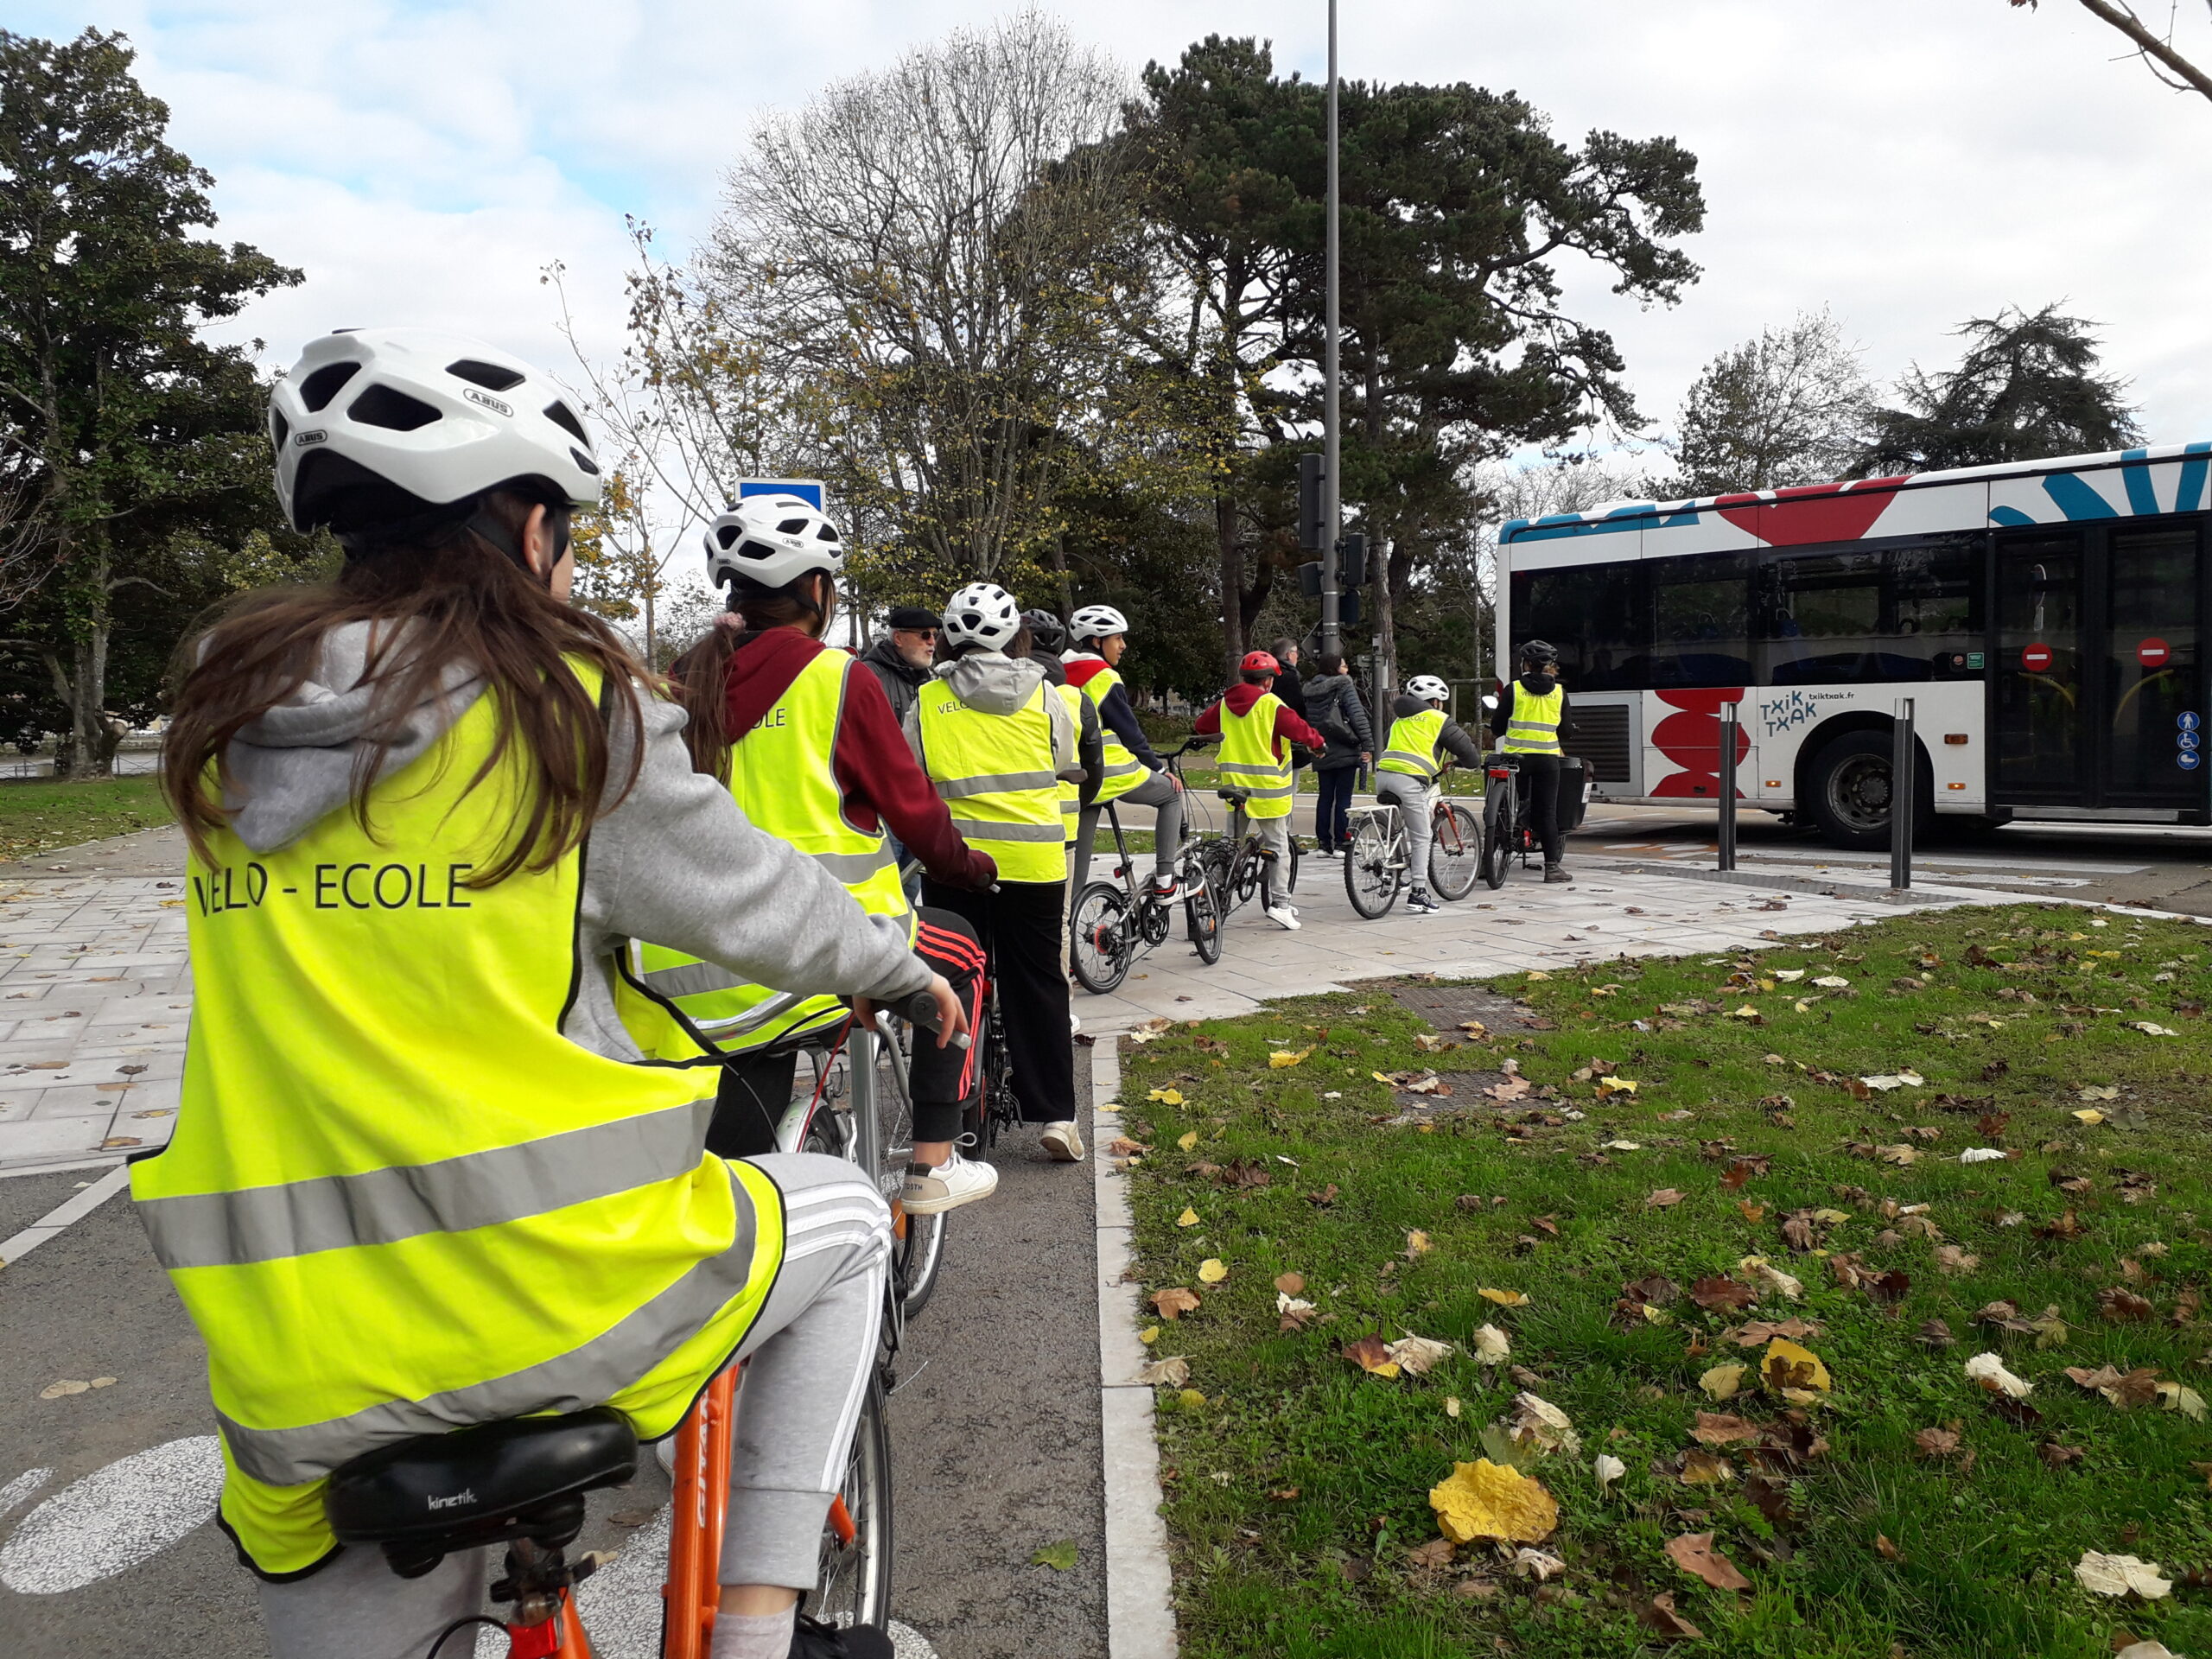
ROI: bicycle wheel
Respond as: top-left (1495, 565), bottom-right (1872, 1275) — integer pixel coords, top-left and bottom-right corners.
top-left (1344, 812), bottom-right (1401, 918)
top-left (812, 1375), bottom-right (893, 1632)
top-left (961, 989), bottom-right (1016, 1154)
top-left (1197, 838), bottom-right (1236, 918)
top-left (1428, 802), bottom-right (1483, 900)
top-left (1286, 836), bottom-right (1301, 896)
top-left (1480, 784), bottom-right (1514, 890)
top-left (1070, 880), bottom-right (1132, 995)
top-left (1185, 865), bottom-right (1224, 964)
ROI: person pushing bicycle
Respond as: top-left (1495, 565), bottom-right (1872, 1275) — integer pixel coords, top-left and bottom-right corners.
top-left (143, 327), bottom-right (946, 1659)
top-left (1492, 639), bottom-right (1576, 883)
top-left (1193, 651), bottom-right (1328, 931)
top-left (1064, 604), bottom-right (1185, 905)
top-left (1376, 673), bottom-right (1486, 914)
top-left (642, 494), bottom-right (1001, 1218)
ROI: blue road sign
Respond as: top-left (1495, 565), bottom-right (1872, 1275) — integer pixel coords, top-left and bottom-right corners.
top-left (737, 479), bottom-right (825, 511)
top-left (2183, 732), bottom-right (2203, 753)
top-left (2183, 751), bottom-right (2203, 771)
top-left (2182, 710), bottom-right (2202, 732)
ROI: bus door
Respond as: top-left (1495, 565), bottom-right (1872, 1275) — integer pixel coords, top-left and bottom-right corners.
top-left (1992, 523), bottom-right (2205, 812)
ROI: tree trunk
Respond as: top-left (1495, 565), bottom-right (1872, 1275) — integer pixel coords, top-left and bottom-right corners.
top-left (50, 550), bottom-right (116, 779)
top-left (1216, 493), bottom-right (1244, 672)
top-left (1048, 533), bottom-right (1073, 621)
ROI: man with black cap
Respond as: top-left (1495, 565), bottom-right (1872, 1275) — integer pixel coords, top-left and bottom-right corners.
top-left (861, 605), bottom-right (940, 727)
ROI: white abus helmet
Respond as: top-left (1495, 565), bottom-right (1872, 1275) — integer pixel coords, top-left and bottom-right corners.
top-left (703, 495), bottom-right (845, 591)
top-left (1406, 674), bottom-right (1451, 703)
top-left (269, 328), bottom-right (602, 534)
top-left (941, 582), bottom-right (1022, 652)
top-left (1069, 604), bottom-right (1128, 645)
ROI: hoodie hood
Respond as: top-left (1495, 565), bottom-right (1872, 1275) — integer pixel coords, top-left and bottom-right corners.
top-left (934, 650), bottom-right (1046, 715)
top-left (221, 620), bottom-right (487, 854)
top-left (1221, 682), bottom-right (1273, 717)
top-left (1063, 652), bottom-right (1110, 690)
top-left (1518, 670), bottom-right (1558, 696)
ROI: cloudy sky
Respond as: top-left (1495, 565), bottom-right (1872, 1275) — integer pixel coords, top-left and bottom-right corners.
top-left (19, 0), bottom-right (2212, 466)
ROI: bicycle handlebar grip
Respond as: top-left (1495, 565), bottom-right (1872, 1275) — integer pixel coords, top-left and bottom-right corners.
top-left (898, 988), bottom-right (942, 1031)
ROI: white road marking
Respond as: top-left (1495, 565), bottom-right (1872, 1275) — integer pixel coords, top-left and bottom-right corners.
top-left (0, 1435), bottom-right (223, 1593)
top-left (0, 1467), bottom-right (52, 1522)
top-left (0, 1163), bottom-right (132, 1266)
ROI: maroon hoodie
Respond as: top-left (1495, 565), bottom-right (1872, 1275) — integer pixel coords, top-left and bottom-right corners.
top-left (722, 628), bottom-right (995, 889)
top-left (1193, 681), bottom-right (1327, 758)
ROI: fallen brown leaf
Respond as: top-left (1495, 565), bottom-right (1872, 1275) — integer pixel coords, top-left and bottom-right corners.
top-left (1151, 1287), bottom-right (1202, 1321)
top-left (1274, 1271), bottom-right (1306, 1296)
top-left (1914, 1427), bottom-right (1961, 1458)
top-left (1342, 1335), bottom-right (1399, 1376)
top-left (1690, 1411), bottom-right (1764, 1446)
top-left (1679, 1448), bottom-right (1735, 1484)
top-left (1666, 1531), bottom-right (1752, 1592)
top-left (2038, 1441), bottom-right (2086, 1469)
top-left (1646, 1187), bottom-right (1687, 1209)
top-left (1916, 1318), bottom-right (1956, 1347)
top-left (1691, 1276), bottom-right (1758, 1313)
top-left (1637, 1592), bottom-right (1706, 1640)
top-left (2099, 1287), bottom-right (2157, 1323)
top-left (1404, 1535), bottom-right (1454, 1570)
top-left (1876, 1534), bottom-right (1902, 1561)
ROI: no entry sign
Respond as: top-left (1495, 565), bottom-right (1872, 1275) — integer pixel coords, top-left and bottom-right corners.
top-left (2140, 637), bottom-right (2171, 668)
top-left (2022, 643), bottom-right (2052, 672)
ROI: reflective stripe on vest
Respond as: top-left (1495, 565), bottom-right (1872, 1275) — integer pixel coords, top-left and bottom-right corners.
top-left (1055, 683), bottom-right (1085, 846)
top-left (1077, 664), bottom-right (1145, 805)
top-left (1217, 691), bottom-right (1293, 819)
top-left (134, 662), bottom-right (784, 1574)
top-left (1502, 681), bottom-right (1565, 755)
top-left (627, 650), bottom-right (911, 1059)
top-left (918, 676), bottom-right (1063, 881)
top-left (1378, 708), bottom-right (1446, 780)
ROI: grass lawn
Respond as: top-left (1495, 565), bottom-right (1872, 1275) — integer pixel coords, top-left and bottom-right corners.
top-left (0, 775), bottom-right (171, 862)
top-left (1117, 902), bottom-right (2212, 1657)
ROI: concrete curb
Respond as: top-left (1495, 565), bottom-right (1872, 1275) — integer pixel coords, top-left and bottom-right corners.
top-left (1091, 1035), bottom-right (1179, 1659)
top-left (0, 1160), bottom-right (130, 1267)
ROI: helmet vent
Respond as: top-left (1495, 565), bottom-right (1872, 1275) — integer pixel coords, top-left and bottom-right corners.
top-left (270, 411), bottom-right (290, 449)
top-left (298, 362), bottom-right (359, 413)
top-left (447, 358), bottom-right (525, 393)
top-left (738, 539), bottom-right (782, 563)
top-left (346, 385), bottom-right (442, 433)
top-left (543, 401), bottom-right (588, 443)
top-left (777, 518), bottom-right (810, 536)
top-left (816, 524), bottom-right (840, 542)
top-left (570, 447), bottom-right (601, 477)
top-left (715, 524), bottom-right (743, 550)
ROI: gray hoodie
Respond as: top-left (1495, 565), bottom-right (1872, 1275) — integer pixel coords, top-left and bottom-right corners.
top-left (220, 623), bottom-right (931, 1064)
top-left (903, 650), bottom-right (1080, 780)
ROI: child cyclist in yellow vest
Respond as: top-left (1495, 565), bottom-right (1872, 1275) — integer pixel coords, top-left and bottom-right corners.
top-left (650, 494), bottom-right (1001, 1217)
top-left (1376, 674), bottom-right (1487, 913)
top-left (1491, 639), bottom-right (1576, 883)
top-left (905, 585), bottom-right (1090, 1161)
top-left (1192, 651), bottom-right (1329, 930)
top-left (145, 329), bottom-right (942, 1659)
top-left (1064, 604), bottom-right (1185, 902)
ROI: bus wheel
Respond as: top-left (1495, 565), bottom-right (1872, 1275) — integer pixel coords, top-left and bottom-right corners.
top-left (1804, 728), bottom-right (1923, 851)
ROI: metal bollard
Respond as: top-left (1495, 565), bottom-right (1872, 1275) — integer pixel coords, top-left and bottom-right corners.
top-left (1890, 697), bottom-right (1916, 890)
top-left (1718, 702), bottom-right (1739, 873)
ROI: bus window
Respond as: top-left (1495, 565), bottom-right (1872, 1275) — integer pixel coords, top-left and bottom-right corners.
top-left (1647, 552), bottom-right (1751, 687)
top-left (1764, 537), bottom-right (1981, 684)
top-left (1513, 563), bottom-right (1643, 690)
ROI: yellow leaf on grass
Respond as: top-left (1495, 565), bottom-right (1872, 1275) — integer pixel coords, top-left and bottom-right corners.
top-left (1177, 1208), bottom-right (1200, 1227)
top-left (1479, 1287), bottom-right (1529, 1308)
top-left (1700, 1363), bottom-right (1749, 1402)
top-left (1762, 1338), bottom-right (1832, 1393)
top-left (1525, 971), bottom-right (1553, 982)
top-left (1149, 1088), bottom-right (1185, 1105)
top-left (1594, 1077), bottom-right (1639, 1099)
top-left (2074, 1109), bottom-right (2106, 1126)
top-left (1140, 1326), bottom-right (1160, 1345)
top-left (1268, 1047), bottom-right (1313, 1069)
top-left (1406, 1230), bottom-right (1434, 1257)
top-left (1198, 1258), bottom-right (1229, 1283)
top-left (1177, 1130), bottom-right (1199, 1151)
top-left (1429, 1459), bottom-right (1560, 1545)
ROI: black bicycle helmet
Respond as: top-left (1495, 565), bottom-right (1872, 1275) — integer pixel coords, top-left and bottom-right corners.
top-left (1021, 608), bottom-right (1067, 653)
top-left (1519, 639), bottom-right (1560, 668)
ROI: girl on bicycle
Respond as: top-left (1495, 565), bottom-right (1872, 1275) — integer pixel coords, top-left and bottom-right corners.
top-left (906, 584), bottom-right (1088, 1161)
top-left (646, 493), bottom-right (1001, 1217)
top-left (1376, 673), bottom-right (1485, 912)
top-left (143, 328), bottom-right (943, 1659)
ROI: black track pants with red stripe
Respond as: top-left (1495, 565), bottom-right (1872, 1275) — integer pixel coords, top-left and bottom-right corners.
top-left (705, 906), bottom-right (984, 1159)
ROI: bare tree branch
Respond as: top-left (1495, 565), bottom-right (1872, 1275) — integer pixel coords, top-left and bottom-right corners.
top-left (2013, 0), bottom-right (2212, 101)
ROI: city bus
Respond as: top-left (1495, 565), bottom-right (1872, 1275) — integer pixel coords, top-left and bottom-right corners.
top-left (1495, 442), bottom-right (2212, 848)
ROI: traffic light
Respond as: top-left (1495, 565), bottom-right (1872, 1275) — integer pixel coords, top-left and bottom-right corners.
top-left (1338, 532), bottom-right (1367, 588)
top-left (1298, 561), bottom-right (1323, 599)
top-left (1297, 454), bottom-right (1325, 551)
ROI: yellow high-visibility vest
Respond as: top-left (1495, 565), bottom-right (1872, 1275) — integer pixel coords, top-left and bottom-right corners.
top-left (1502, 680), bottom-right (1565, 755)
top-left (1217, 691), bottom-right (1293, 820)
top-left (134, 662), bottom-right (783, 1575)
top-left (623, 648), bottom-right (908, 1060)
top-left (1077, 664), bottom-right (1146, 805)
top-left (1055, 681), bottom-right (1086, 846)
top-left (1379, 707), bottom-right (1446, 781)
top-left (917, 675), bottom-right (1063, 882)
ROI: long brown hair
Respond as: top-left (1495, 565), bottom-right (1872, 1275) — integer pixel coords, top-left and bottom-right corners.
top-left (668, 572), bottom-right (835, 781)
top-left (164, 496), bottom-right (648, 887)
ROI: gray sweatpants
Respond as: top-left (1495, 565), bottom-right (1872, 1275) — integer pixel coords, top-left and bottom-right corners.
top-left (1236, 809), bottom-right (1294, 907)
top-left (1376, 773), bottom-right (1434, 894)
top-left (1071, 769), bottom-right (1185, 894)
top-left (258, 1152), bottom-right (888, 1659)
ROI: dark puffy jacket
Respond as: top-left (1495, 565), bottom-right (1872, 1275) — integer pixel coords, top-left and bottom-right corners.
top-left (859, 634), bottom-right (931, 727)
top-left (1302, 671), bottom-right (1373, 772)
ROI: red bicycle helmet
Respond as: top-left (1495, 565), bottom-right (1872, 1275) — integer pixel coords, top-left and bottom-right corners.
top-left (1240, 650), bottom-right (1280, 676)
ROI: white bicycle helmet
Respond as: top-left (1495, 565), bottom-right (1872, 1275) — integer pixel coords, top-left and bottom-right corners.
top-left (1406, 674), bottom-right (1451, 703)
top-left (703, 494), bottom-right (845, 591)
top-left (270, 327), bottom-right (601, 535)
top-left (1069, 604), bottom-right (1128, 644)
top-left (941, 582), bottom-right (1023, 652)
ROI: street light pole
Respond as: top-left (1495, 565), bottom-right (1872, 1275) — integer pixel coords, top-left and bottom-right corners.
top-left (1319, 0), bottom-right (1343, 660)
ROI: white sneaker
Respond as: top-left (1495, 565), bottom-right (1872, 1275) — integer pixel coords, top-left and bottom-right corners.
top-left (1148, 873), bottom-right (1180, 902)
top-left (1069, 1010), bottom-right (1083, 1034)
top-left (1407, 888), bottom-right (1443, 914)
top-left (1039, 1119), bottom-right (1085, 1162)
top-left (902, 1152), bottom-right (999, 1214)
top-left (1264, 904), bottom-right (1302, 931)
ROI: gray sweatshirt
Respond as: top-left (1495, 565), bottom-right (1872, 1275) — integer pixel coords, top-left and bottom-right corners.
top-left (219, 623), bottom-right (931, 1062)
